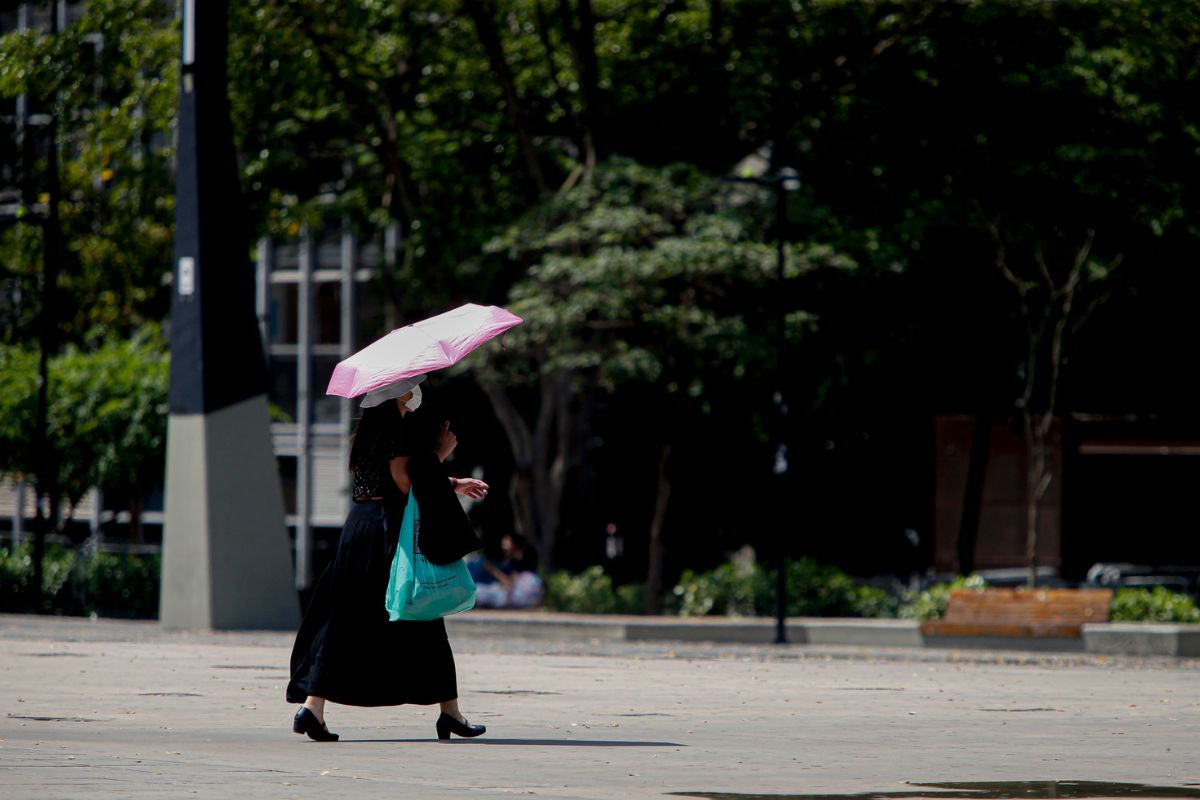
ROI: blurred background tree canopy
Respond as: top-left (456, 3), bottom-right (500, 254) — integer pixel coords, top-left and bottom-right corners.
top-left (2, 0), bottom-right (1198, 605)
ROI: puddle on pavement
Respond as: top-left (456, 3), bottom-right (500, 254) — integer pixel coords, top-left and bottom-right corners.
top-left (671, 782), bottom-right (1200, 800)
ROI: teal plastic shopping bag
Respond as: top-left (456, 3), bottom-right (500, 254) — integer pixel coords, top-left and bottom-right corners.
top-left (385, 489), bottom-right (477, 621)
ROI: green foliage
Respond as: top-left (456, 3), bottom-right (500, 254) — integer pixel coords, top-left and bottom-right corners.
top-left (672, 554), bottom-right (897, 618)
top-left (0, 541), bottom-right (160, 617)
top-left (0, 0), bottom-right (178, 347)
top-left (478, 157), bottom-right (851, 416)
top-left (897, 575), bottom-right (989, 621)
top-left (783, 557), bottom-right (898, 618)
top-left (0, 541), bottom-right (73, 608)
top-left (226, 0), bottom-right (541, 311)
top-left (74, 548), bottom-right (162, 618)
top-left (672, 558), bottom-right (773, 617)
top-left (1110, 587), bottom-right (1200, 624)
top-left (4, 0), bottom-right (1199, 589)
top-left (0, 327), bottom-right (168, 522)
top-left (543, 566), bottom-right (645, 615)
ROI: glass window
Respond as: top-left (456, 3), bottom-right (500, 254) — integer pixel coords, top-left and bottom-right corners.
top-left (314, 283), bottom-right (341, 345)
top-left (311, 356), bottom-right (342, 424)
top-left (28, 7), bottom-right (52, 31)
top-left (269, 283), bottom-right (298, 344)
top-left (269, 356), bottom-right (298, 422)
top-left (316, 231), bottom-right (343, 269)
top-left (66, 1), bottom-right (87, 25)
top-left (358, 238), bottom-right (382, 269)
top-left (273, 242), bottom-right (300, 271)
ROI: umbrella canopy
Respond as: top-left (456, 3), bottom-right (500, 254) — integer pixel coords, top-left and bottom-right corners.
top-left (326, 303), bottom-right (523, 398)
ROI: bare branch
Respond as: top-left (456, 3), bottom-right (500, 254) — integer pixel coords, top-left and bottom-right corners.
top-left (981, 214), bottom-right (1026, 289)
top-left (1071, 252), bottom-right (1124, 335)
top-left (1034, 468), bottom-right (1053, 502)
top-left (1063, 228), bottom-right (1096, 296)
top-left (1032, 234), bottom-right (1054, 290)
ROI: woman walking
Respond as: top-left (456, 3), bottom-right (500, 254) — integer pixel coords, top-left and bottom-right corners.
top-left (286, 376), bottom-right (490, 742)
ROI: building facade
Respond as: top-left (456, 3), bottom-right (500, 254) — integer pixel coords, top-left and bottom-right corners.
top-left (255, 222), bottom-right (396, 589)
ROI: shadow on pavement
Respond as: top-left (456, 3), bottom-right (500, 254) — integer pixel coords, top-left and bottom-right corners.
top-left (334, 737), bottom-right (685, 747)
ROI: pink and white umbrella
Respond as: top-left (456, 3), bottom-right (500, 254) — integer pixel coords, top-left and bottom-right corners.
top-left (326, 303), bottom-right (523, 398)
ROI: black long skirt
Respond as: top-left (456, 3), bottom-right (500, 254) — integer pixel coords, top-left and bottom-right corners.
top-left (286, 500), bottom-right (458, 707)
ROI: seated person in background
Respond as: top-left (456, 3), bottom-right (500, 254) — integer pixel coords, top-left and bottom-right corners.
top-left (470, 534), bottom-right (543, 609)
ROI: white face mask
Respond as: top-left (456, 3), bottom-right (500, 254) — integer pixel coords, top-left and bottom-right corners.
top-left (403, 384), bottom-right (423, 412)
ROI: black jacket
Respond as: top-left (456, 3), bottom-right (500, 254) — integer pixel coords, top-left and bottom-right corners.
top-left (397, 451), bottom-right (483, 565)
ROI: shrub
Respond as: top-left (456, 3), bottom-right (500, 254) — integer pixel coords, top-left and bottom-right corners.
top-left (784, 557), bottom-right (898, 618)
top-left (0, 543), bottom-right (76, 612)
top-left (672, 553), bottom-right (898, 618)
top-left (543, 566), bottom-right (645, 615)
top-left (672, 556), bottom-right (772, 616)
top-left (0, 542), bottom-right (34, 609)
top-left (1110, 586), bottom-right (1200, 623)
top-left (0, 541), bottom-right (159, 617)
top-left (897, 574), bottom-right (988, 621)
top-left (76, 550), bottom-right (162, 618)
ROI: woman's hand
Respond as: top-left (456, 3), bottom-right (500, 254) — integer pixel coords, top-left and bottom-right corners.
top-left (451, 477), bottom-right (489, 500)
top-left (435, 420), bottom-right (457, 462)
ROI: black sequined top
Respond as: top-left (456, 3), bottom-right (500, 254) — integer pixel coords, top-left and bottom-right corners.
top-left (351, 428), bottom-right (410, 502)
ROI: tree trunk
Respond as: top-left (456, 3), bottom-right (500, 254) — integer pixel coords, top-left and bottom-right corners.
top-left (1025, 420), bottom-right (1040, 589)
top-left (462, 0), bottom-right (549, 195)
top-left (481, 373), bottom-right (581, 569)
top-left (32, 130), bottom-right (65, 610)
top-left (558, 0), bottom-right (602, 164)
top-left (1023, 413), bottom-right (1053, 589)
top-left (643, 443), bottom-right (672, 614)
top-left (987, 226), bottom-right (1102, 591)
top-left (531, 371), bottom-right (573, 566)
top-left (479, 379), bottom-right (535, 543)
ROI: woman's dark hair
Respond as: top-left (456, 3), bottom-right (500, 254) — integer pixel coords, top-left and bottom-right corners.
top-left (348, 400), bottom-right (404, 470)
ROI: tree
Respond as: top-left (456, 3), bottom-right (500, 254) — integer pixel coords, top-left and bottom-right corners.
top-left (763, 0), bottom-right (1200, 580)
top-left (474, 158), bottom-right (852, 602)
top-left (0, 0), bottom-right (178, 347)
top-left (226, 0), bottom-right (550, 312)
top-left (0, 327), bottom-right (168, 545)
top-left (0, 0), bottom-right (176, 605)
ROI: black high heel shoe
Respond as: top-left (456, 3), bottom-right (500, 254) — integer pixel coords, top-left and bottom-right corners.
top-left (293, 707), bottom-right (339, 742)
top-left (436, 712), bottom-right (486, 740)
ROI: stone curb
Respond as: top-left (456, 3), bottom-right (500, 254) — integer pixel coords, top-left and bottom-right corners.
top-left (4, 611), bottom-right (1198, 658)
top-left (1082, 622), bottom-right (1200, 657)
top-left (446, 611), bottom-right (1200, 657)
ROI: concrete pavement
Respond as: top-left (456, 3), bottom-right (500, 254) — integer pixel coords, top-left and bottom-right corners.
top-left (1, 613), bottom-right (1199, 800)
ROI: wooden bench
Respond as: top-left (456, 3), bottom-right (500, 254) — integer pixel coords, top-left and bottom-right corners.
top-left (920, 588), bottom-right (1113, 639)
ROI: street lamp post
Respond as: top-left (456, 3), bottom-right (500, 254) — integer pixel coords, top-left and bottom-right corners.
top-left (721, 166), bottom-right (800, 644)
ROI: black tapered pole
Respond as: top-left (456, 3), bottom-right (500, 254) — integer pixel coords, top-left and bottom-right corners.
top-left (160, 0), bottom-right (298, 629)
